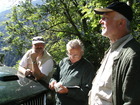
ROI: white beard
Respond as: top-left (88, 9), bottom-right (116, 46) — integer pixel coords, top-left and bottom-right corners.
top-left (101, 28), bottom-right (107, 36)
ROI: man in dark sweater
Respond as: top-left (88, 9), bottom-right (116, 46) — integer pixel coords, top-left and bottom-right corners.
top-left (49, 39), bottom-right (95, 105)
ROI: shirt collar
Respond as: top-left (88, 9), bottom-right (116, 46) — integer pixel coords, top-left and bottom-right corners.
top-left (110, 34), bottom-right (130, 52)
top-left (68, 57), bottom-right (83, 65)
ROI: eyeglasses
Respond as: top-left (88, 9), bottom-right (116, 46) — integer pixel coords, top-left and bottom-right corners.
top-left (66, 53), bottom-right (81, 58)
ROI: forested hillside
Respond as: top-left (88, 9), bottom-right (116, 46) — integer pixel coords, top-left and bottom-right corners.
top-left (0, 0), bottom-right (43, 66)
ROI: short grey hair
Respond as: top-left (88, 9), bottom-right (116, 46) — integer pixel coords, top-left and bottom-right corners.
top-left (114, 12), bottom-right (131, 33)
top-left (66, 39), bottom-right (84, 52)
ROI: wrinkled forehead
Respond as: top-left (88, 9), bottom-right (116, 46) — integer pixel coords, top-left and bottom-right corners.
top-left (67, 47), bottom-right (83, 54)
top-left (101, 11), bottom-right (119, 20)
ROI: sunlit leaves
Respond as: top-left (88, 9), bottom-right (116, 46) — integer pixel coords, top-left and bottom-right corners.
top-left (1, 0), bottom-right (139, 67)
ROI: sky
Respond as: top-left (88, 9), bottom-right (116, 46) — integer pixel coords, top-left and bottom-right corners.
top-left (0, 0), bottom-right (36, 13)
top-left (0, 0), bottom-right (20, 12)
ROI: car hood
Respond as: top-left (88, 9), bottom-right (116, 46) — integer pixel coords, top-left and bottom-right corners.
top-left (0, 66), bottom-right (48, 104)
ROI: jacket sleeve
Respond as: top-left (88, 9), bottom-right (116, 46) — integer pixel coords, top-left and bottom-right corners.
top-left (122, 54), bottom-right (140, 105)
top-left (49, 60), bottom-right (63, 83)
top-left (66, 64), bottom-right (95, 102)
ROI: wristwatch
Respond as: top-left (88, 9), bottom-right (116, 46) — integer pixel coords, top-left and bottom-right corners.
top-left (32, 61), bottom-right (37, 64)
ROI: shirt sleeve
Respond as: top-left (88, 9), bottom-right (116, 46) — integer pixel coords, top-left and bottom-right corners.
top-left (41, 59), bottom-right (54, 76)
top-left (19, 51), bottom-right (30, 68)
top-left (49, 59), bottom-right (62, 83)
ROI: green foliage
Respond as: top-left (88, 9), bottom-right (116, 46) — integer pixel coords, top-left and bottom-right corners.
top-left (48, 39), bottom-right (67, 62)
top-left (131, 2), bottom-right (140, 42)
top-left (1, 0), bottom-right (140, 69)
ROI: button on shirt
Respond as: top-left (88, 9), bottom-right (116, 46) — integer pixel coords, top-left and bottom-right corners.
top-left (88, 35), bottom-right (133, 105)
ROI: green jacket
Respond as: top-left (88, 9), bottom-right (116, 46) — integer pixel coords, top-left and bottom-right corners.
top-left (112, 39), bottom-right (140, 105)
top-left (51, 57), bottom-right (95, 105)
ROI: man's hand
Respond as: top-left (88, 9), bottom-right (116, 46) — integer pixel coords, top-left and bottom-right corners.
top-left (30, 52), bottom-right (38, 61)
top-left (49, 80), bottom-right (57, 90)
top-left (25, 69), bottom-right (32, 76)
top-left (49, 81), bottom-right (69, 94)
top-left (57, 85), bottom-right (69, 94)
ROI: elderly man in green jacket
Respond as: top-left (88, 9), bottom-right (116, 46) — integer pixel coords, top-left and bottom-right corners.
top-left (49, 39), bottom-right (95, 105)
top-left (88, 2), bottom-right (140, 105)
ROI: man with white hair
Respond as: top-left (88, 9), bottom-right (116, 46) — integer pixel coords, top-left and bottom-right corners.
top-left (49, 39), bottom-right (95, 105)
top-left (18, 36), bottom-right (54, 83)
top-left (88, 2), bottom-right (140, 105)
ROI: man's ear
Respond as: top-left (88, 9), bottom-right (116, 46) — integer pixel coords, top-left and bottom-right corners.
top-left (119, 19), bottom-right (126, 27)
top-left (81, 50), bottom-right (84, 55)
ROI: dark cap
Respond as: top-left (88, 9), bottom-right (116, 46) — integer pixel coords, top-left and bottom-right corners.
top-left (32, 36), bottom-right (45, 44)
top-left (94, 2), bottom-right (133, 21)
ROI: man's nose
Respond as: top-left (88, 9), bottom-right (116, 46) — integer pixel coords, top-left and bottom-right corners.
top-left (99, 18), bottom-right (103, 24)
top-left (99, 17), bottom-right (105, 24)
